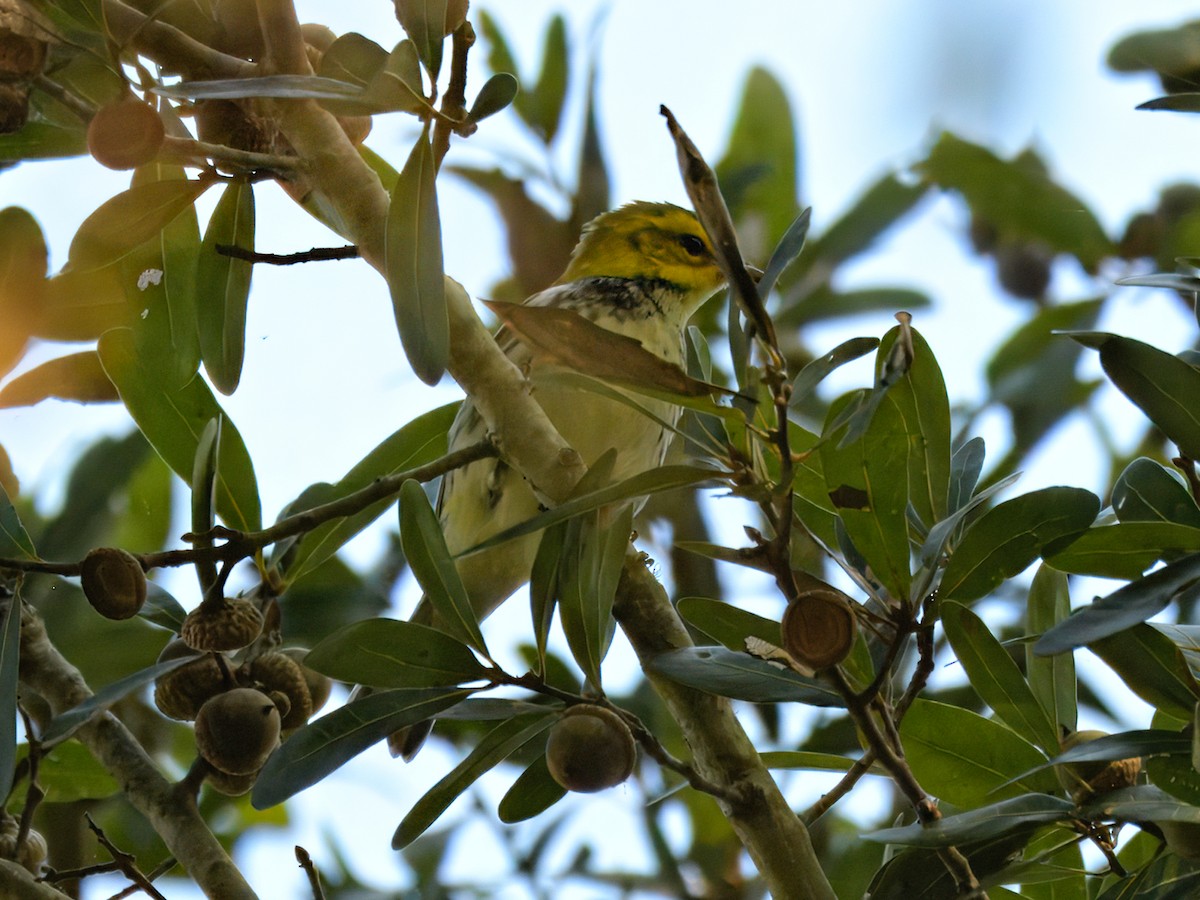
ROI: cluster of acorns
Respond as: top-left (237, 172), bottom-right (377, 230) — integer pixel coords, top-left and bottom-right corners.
top-left (80, 548), bottom-right (331, 796)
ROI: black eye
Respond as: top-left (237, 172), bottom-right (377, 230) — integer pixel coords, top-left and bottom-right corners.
top-left (678, 233), bottom-right (707, 257)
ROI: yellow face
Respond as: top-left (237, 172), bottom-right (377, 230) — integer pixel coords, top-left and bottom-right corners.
top-left (557, 202), bottom-right (727, 303)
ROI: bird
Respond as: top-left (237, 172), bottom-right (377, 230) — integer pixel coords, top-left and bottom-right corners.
top-left (394, 201), bottom-right (728, 758)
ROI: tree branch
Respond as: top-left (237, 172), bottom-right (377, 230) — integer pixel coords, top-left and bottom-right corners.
top-left (614, 554), bottom-right (836, 900)
top-left (0, 859), bottom-right (69, 899)
top-left (17, 606), bottom-right (257, 900)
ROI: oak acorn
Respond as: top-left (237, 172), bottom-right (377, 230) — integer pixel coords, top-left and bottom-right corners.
top-left (546, 706), bottom-right (636, 793)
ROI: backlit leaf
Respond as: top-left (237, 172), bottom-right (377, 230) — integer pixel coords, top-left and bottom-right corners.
top-left (197, 179), bottom-right (254, 395)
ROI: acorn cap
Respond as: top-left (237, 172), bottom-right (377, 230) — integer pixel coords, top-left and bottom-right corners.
top-left (194, 687), bottom-right (281, 776)
top-left (781, 587), bottom-right (858, 671)
top-left (181, 598), bottom-right (264, 652)
top-left (1056, 729), bottom-right (1143, 803)
top-left (152, 640), bottom-right (226, 721)
top-left (205, 765), bottom-right (259, 797)
top-left (546, 705), bottom-right (636, 793)
top-left (80, 547), bottom-right (147, 620)
top-left (280, 647), bottom-right (333, 714)
top-left (246, 652), bottom-right (312, 730)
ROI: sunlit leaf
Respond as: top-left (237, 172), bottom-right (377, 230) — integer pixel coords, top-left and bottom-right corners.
top-left (197, 179), bottom-right (254, 395)
top-left (98, 327), bottom-right (262, 531)
top-left (306, 618), bottom-right (491, 688)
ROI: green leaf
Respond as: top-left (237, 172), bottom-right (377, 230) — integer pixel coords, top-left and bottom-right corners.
top-left (919, 133), bottom-right (1113, 271)
top-left (1146, 711), bottom-right (1200, 806)
top-left (1026, 565), bottom-right (1077, 735)
top-left (189, 417), bottom-right (220, 592)
top-left (900, 699), bottom-right (1055, 807)
top-left (197, 179), bottom-right (255, 395)
top-left (392, 712), bottom-right (555, 849)
top-left (306, 618), bottom-right (491, 688)
top-left (522, 14), bottom-right (568, 143)
top-left (0, 206), bottom-right (47, 376)
top-left (385, 127), bottom-right (447, 386)
top-left (40, 654), bottom-right (197, 748)
top-left (942, 601), bottom-right (1059, 753)
top-left (317, 34), bottom-right (389, 89)
top-left (0, 484), bottom-right (37, 561)
top-left (1090, 623), bottom-right (1200, 719)
top-left (803, 173), bottom-right (929, 271)
top-left (362, 40), bottom-right (430, 115)
top-left (12, 742), bottom-right (117, 807)
top-left (1114, 458), bottom-right (1200, 528)
top-left (468, 72), bottom-right (518, 123)
top-left (1072, 332), bottom-right (1200, 461)
top-left (1036, 553), bottom-right (1200, 654)
top-left (1046, 522), bottom-right (1200, 579)
top-left (940, 487), bottom-right (1099, 601)
top-left (399, 480), bottom-right (487, 657)
top-left (497, 753), bottom-right (566, 823)
top-left (392, 0), bottom-right (466, 80)
top-left (1137, 93), bottom-right (1200, 113)
top-left (647, 646), bottom-right (844, 706)
top-left (252, 687), bottom-right (474, 808)
top-left (283, 404), bottom-right (456, 582)
top-left (1081, 784), bottom-right (1200, 824)
top-left (529, 520), bottom-right (566, 674)
top-left (557, 502), bottom-right (631, 689)
top-left (139, 582), bottom-right (187, 632)
top-left (757, 207), bottom-right (812, 300)
top-left (154, 75), bottom-right (364, 102)
top-left (760, 751), bottom-right (888, 776)
top-left (866, 794), bottom-right (1074, 847)
top-left (677, 597), bottom-right (782, 651)
top-left (0, 594), bottom-right (20, 801)
top-left (97, 327), bottom-right (262, 532)
top-left (67, 177), bottom-right (213, 272)
top-left (789, 336), bottom-right (879, 407)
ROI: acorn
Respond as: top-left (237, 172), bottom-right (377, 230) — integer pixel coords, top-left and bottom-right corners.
top-left (181, 598), bottom-right (263, 652)
top-left (1056, 729), bottom-right (1142, 803)
top-left (152, 639), bottom-right (227, 721)
top-left (80, 547), bottom-right (147, 620)
top-left (0, 814), bottom-right (46, 874)
top-left (994, 239), bottom-right (1053, 300)
top-left (781, 586), bottom-right (858, 671)
top-left (546, 706), bottom-right (636, 793)
top-left (87, 99), bottom-right (165, 170)
top-left (205, 765), bottom-right (259, 797)
top-left (280, 647), bottom-right (332, 715)
top-left (246, 652), bottom-right (312, 730)
top-left (194, 688), bottom-right (281, 776)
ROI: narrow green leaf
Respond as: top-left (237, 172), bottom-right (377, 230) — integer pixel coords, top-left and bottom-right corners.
top-left (758, 208), bottom-right (812, 300)
top-left (98, 327), bottom-right (262, 531)
top-left (760, 751), bottom-right (888, 776)
top-left (386, 127), bottom-right (446, 385)
top-left (399, 480), bottom-right (487, 657)
top-left (1137, 93), bottom-right (1200, 113)
top-left (468, 72), bottom-right (518, 122)
top-left (1046, 522), bottom-right (1200, 579)
top-left (943, 601), bottom-right (1059, 753)
top-left (148, 152), bottom-right (202, 387)
top-left (392, 712), bottom-right (555, 849)
top-left (529, 519), bottom-right (566, 673)
top-left (1026, 565), bottom-right (1077, 735)
top-left (0, 484), bottom-right (37, 561)
top-left (803, 173), bottom-right (929, 271)
top-left (154, 75), bottom-right (364, 102)
top-left (498, 753), bottom-right (566, 823)
top-left (253, 687), bottom-right (474, 808)
top-left (0, 594), bottom-right (20, 801)
top-left (0, 351), bottom-right (116, 408)
top-left (317, 33), bottom-right (389, 89)
top-left (139, 582), bottom-right (187, 632)
top-left (1072, 332), bottom-right (1200, 461)
top-left (524, 14), bottom-right (568, 143)
top-left (1118, 272), bottom-right (1200, 292)
top-left (866, 794), bottom-right (1074, 848)
top-left (393, 0), bottom-right (466, 80)
top-left (940, 487), bottom-right (1099, 602)
top-left (900, 699), bottom-right (1055, 807)
top-left (282, 404), bottom-right (455, 580)
top-left (647, 646), bottom-right (844, 706)
top-left (197, 179), bottom-right (255, 395)
top-left (363, 40), bottom-right (429, 115)
top-left (1036, 552), bottom-right (1200, 654)
top-left (306, 618), bottom-right (491, 688)
top-left (190, 417), bottom-right (219, 592)
top-left (789, 335), bottom-right (878, 407)
top-left (11, 742), bottom-right (117, 807)
top-left (1080, 784), bottom-right (1200, 824)
top-left (67, 177), bottom-right (212, 272)
top-left (1113, 458), bottom-right (1200, 527)
top-left (1091, 623), bottom-right (1200, 719)
top-left (677, 597), bottom-right (782, 651)
top-left (40, 654), bottom-right (196, 748)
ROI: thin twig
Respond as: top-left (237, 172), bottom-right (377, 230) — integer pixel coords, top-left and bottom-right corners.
top-left (84, 814), bottom-right (168, 900)
top-left (800, 748), bottom-right (879, 825)
top-left (433, 21), bottom-right (476, 168)
top-left (294, 846), bottom-right (325, 900)
top-left (214, 245), bottom-right (359, 265)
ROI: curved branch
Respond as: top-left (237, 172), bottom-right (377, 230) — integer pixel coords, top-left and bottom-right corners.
top-left (0, 859), bottom-right (70, 899)
top-left (17, 607), bottom-right (257, 900)
top-left (614, 555), bottom-right (836, 900)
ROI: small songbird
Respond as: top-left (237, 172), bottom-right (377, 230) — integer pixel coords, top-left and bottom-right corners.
top-left (395, 201), bottom-right (727, 758)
